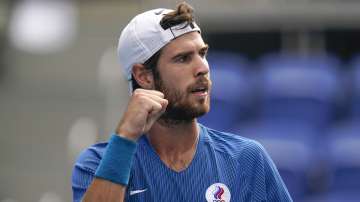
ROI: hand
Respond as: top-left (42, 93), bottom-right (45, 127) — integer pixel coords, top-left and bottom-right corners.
top-left (115, 89), bottom-right (168, 141)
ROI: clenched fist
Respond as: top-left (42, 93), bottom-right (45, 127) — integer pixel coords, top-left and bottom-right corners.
top-left (115, 89), bottom-right (168, 141)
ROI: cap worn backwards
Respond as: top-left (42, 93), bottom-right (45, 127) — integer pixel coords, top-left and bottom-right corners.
top-left (117, 8), bottom-right (201, 92)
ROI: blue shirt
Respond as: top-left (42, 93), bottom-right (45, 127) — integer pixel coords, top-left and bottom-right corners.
top-left (72, 124), bottom-right (292, 202)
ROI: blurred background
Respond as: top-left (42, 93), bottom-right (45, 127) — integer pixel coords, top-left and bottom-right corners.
top-left (0, 0), bottom-right (359, 201)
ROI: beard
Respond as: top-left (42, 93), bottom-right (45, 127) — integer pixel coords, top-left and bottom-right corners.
top-left (154, 74), bottom-right (211, 125)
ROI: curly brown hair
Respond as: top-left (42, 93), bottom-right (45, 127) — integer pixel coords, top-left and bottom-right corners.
top-left (160, 2), bottom-right (195, 30)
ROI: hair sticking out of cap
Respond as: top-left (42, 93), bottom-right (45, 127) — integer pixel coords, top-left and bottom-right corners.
top-left (160, 2), bottom-right (194, 30)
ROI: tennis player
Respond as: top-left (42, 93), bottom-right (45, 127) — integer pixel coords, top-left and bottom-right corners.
top-left (72, 2), bottom-right (292, 202)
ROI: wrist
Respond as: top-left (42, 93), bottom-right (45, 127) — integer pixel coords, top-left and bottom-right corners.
top-left (115, 125), bottom-right (141, 141)
top-left (95, 134), bottom-right (137, 185)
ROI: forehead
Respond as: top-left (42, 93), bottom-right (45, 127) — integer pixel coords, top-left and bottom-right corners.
top-left (161, 32), bottom-right (206, 55)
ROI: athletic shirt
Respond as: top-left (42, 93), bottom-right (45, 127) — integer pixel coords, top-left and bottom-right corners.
top-left (72, 124), bottom-right (292, 202)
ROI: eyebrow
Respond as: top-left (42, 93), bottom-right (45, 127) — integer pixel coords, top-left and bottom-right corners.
top-left (171, 44), bottom-right (209, 61)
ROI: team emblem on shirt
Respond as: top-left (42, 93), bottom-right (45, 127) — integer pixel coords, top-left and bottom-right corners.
top-left (205, 183), bottom-right (231, 202)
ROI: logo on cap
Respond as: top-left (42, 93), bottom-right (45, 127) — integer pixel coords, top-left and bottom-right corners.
top-left (154, 9), bottom-right (165, 15)
top-left (205, 183), bottom-right (231, 202)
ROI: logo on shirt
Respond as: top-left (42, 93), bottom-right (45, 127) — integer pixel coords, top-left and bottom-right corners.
top-left (214, 186), bottom-right (224, 199)
top-left (205, 183), bottom-right (231, 202)
top-left (130, 188), bottom-right (147, 196)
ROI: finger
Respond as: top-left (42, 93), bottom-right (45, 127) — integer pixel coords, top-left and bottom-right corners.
top-left (142, 93), bottom-right (168, 108)
top-left (133, 91), bottom-right (168, 109)
top-left (148, 98), bottom-right (168, 121)
top-left (133, 89), bottom-right (164, 98)
top-left (140, 96), bottom-right (163, 115)
top-left (140, 96), bottom-right (167, 118)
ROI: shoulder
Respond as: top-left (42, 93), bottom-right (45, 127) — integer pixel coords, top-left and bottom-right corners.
top-left (74, 142), bottom-right (108, 173)
top-left (200, 124), bottom-right (267, 161)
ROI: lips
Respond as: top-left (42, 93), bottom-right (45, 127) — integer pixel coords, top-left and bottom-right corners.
top-left (191, 86), bottom-right (208, 93)
top-left (189, 81), bottom-right (210, 95)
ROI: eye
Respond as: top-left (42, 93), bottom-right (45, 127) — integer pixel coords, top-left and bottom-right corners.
top-left (199, 47), bottom-right (209, 58)
top-left (175, 54), bottom-right (191, 63)
top-left (199, 50), bottom-right (208, 58)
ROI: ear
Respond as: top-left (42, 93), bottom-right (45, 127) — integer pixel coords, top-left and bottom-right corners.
top-left (132, 64), bottom-right (154, 89)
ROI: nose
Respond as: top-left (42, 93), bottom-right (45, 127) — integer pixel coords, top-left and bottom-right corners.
top-left (193, 55), bottom-right (210, 77)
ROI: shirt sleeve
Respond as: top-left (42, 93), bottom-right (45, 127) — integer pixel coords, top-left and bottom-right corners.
top-left (241, 140), bottom-right (293, 202)
top-left (71, 143), bottom-right (106, 202)
top-left (257, 142), bottom-right (293, 202)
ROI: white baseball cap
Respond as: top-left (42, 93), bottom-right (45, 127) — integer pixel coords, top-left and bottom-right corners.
top-left (117, 8), bottom-right (201, 92)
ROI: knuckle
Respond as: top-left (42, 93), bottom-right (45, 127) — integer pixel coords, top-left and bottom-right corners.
top-left (133, 91), bottom-right (145, 99)
top-left (133, 89), bottom-right (141, 94)
top-left (160, 98), bottom-right (168, 105)
top-left (133, 89), bottom-right (142, 96)
top-left (158, 92), bottom-right (164, 97)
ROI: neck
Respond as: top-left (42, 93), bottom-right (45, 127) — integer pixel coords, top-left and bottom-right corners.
top-left (146, 118), bottom-right (199, 172)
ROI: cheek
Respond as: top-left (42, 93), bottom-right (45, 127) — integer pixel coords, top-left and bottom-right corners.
top-left (163, 72), bottom-right (189, 90)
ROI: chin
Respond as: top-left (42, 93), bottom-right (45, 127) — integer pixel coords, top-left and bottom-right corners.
top-left (160, 96), bottom-right (210, 122)
top-left (192, 103), bottom-right (210, 118)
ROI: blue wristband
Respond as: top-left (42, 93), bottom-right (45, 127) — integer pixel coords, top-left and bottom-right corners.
top-left (95, 134), bottom-right (137, 185)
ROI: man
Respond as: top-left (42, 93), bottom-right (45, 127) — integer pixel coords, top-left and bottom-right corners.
top-left (72, 2), bottom-right (292, 202)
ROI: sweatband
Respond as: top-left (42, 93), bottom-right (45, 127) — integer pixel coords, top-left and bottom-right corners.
top-left (95, 134), bottom-right (137, 185)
